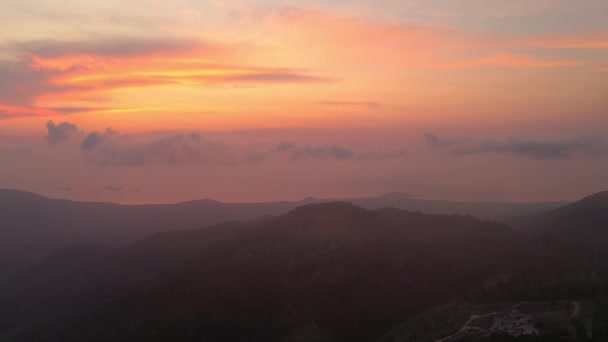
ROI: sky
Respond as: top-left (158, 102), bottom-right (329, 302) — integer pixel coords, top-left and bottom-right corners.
top-left (1, 0), bottom-right (608, 203)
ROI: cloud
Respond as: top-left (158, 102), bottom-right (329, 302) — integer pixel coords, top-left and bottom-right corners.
top-left (424, 133), bottom-right (608, 159)
top-left (270, 6), bottom-right (608, 71)
top-left (316, 101), bottom-right (380, 109)
top-left (529, 31), bottom-right (608, 49)
top-left (0, 36), bottom-right (328, 118)
top-left (81, 128), bottom-right (118, 150)
top-left (0, 60), bottom-right (60, 108)
top-left (423, 132), bottom-right (463, 148)
top-left (357, 148), bottom-right (408, 161)
top-left (49, 107), bottom-right (108, 114)
top-left (23, 37), bottom-right (324, 84)
top-left (87, 132), bottom-right (267, 166)
top-left (220, 72), bottom-right (328, 83)
top-left (105, 185), bottom-right (123, 192)
top-left (460, 137), bottom-right (608, 159)
top-left (17, 37), bottom-right (210, 59)
top-left (0, 59), bottom-right (90, 117)
top-left (273, 141), bottom-right (406, 162)
top-left (364, 0), bottom-right (572, 19)
top-left (245, 145), bottom-right (267, 164)
top-left (274, 141), bottom-right (298, 152)
top-left (18, 38), bottom-right (327, 105)
top-left (438, 52), bottom-right (580, 69)
top-left (274, 142), bottom-right (355, 161)
top-left (269, 6), bottom-right (588, 70)
top-left (46, 120), bottom-right (78, 145)
top-left (0, 104), bottom-right (60, 119)
top-left (89, 136), bottom-right (405, 166)
top-left (0, 109), bottom-right (33, 119)
top-left (0, 10), bottom-right (598, 120)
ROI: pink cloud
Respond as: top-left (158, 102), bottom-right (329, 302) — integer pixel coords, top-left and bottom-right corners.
top-left (0, 37), bottom-right (328, 118)
top-left (435, 53), bottom-right (580, 69)
top-left (529, 31), bottom-right (608, 49)
top-left (269, 6), bottom-right (586, 70)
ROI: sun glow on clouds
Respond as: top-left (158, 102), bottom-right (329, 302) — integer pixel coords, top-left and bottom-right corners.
top-left (0, 3), bottom-right (606, 132)
top-left (24, 39), bottom-right (328, 123)
top-left (2, 1), bottom-right (608, 202)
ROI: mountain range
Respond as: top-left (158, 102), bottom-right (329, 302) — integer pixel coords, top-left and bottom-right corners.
top-left (0, 189), bottom-right (564, 282)
top-left (1, 190), bottom-right (607, 341)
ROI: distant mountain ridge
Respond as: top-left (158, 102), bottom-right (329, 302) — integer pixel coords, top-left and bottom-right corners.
top-left (0, 188), bottom-right (567, 219)
top-left (2, 191), bottom-right (608, 341)
top-left (0, 203), bottom-right (524, 342)
top-left (517, 191), bottom-right (608, 236)
top-left (0, 188), bottom-right (567, 282)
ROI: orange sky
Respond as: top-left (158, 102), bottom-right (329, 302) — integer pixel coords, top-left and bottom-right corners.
top-left (1, 0), bottom-right (608, 202)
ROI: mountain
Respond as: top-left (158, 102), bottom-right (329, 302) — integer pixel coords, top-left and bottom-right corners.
top-left (518, 191), bottom-right (608, 237)
top-left (347, 192), bottom-right (565, 220)
top-left (514, 191), bottom-right (608, 274)
top-left (0, 189), bottom-right (306, 282)
top-left (0, 189), bottom-right (564, 282)
top-left (0, 203), bottom-right (525, 342)
top-left (374, 192), bottom-right (608, 342)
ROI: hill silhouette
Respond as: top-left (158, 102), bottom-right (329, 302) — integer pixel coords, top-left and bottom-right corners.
top-left (519, 191), bottom-right (608, 236)
top-left (0, 203), bottom-right (524, 342)
top-left (0, 189), bottom-right (564, 282)
top-left (513, 191), bottom-right (608, 275)
top-left (3, 192), bottom-right (608, 341)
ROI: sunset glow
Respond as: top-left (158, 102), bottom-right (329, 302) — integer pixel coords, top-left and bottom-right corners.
top-left (1, 0), bottom-right (608, 203)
